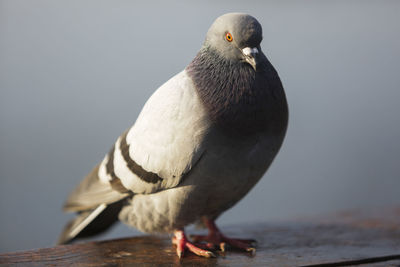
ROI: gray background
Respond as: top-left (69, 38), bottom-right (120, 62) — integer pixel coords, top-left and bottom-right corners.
top-left (1, 0), bottom-right (399, 253)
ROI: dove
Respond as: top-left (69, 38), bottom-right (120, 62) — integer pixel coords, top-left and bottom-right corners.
top-left (58, 13), bottom-right (288, 258)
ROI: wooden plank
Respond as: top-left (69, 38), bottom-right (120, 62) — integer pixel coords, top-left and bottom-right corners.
top-left (1, 208), bottom-right (400, 266)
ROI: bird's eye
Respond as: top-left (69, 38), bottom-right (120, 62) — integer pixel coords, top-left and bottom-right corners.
top-left (225, 32), bottom-right (233, 42)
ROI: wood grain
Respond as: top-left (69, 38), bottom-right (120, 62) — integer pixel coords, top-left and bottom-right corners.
top-left (1, 208), bottom-right (400, 266)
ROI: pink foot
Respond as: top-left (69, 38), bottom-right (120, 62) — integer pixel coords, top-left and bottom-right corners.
top-left (190, 218), bottom-right (256, 254)
top-left (172, 230), bottom-right (216, 258)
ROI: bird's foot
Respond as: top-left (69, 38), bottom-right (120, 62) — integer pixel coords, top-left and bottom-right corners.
top-left (190, 219), bottom-right (256, 255)
top-left (191, 234), bottom-right (256, 253)
top-left (172, 230), bottom-right (216, 258)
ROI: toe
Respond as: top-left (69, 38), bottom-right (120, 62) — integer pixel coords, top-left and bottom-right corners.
top-left (221, 236), bottom-right (257, 253)
top-left (186, 242), bottom-right (216, 258)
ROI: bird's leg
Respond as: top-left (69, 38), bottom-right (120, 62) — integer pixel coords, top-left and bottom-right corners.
top-left (172, 229), bottom-right (216, 258)
top-left (191, 217), bottom-right (256, 254)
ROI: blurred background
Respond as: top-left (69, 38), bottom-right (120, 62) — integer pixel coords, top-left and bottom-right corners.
top-left (1, 0), bottom-right (399, 253)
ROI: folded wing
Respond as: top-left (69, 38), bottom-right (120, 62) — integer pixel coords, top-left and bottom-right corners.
top-left (59, 70), bottom-right (210, 243)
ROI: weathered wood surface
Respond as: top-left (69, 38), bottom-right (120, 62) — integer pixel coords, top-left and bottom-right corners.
top-left (1, 208), bottom-right (400, 266)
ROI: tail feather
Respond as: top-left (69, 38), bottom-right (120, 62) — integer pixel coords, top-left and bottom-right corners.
top-left (58, 164), bottom-right (130, 245)
top-left (57, 199), bottom-right (125, 245)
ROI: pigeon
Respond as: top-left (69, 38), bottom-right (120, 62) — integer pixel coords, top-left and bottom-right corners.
top-left (58, 12), bottom-right (288, 258)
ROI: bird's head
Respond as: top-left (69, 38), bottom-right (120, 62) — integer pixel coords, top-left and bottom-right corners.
top-left (204, 13), bottom-right (263, 71)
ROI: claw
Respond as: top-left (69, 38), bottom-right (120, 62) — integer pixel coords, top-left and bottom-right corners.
top-left (206, 251), bottom-right (217, 258)
top-left (247, 247), bottom-right (256, 256)
top-left (177, 250), bottom-right (184, 259)
top-left (219, 242), bottom-right (226, 252)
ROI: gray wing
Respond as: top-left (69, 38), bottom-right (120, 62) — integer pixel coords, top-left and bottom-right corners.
top-left (97, 70), bottom-right (210, 194)
top-left (58, 70), bottom-right (210, 244)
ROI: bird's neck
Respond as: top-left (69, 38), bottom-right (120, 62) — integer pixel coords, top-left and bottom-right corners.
top-left (186, 46), bottom-right (287, 136)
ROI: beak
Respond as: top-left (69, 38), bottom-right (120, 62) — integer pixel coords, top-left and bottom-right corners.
top-left (242, 47), bottom-right (259, 71)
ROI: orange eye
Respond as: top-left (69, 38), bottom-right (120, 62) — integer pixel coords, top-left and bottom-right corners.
top-left (225, 32), bottom-right (233, 42)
